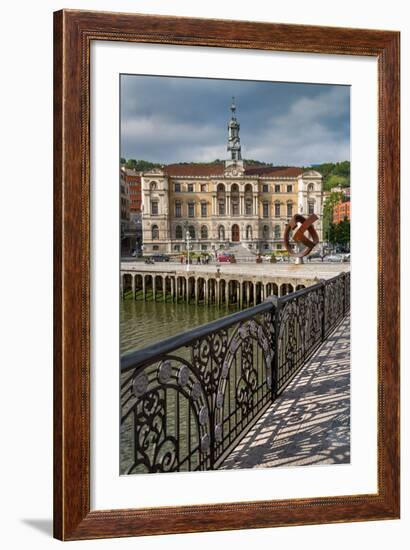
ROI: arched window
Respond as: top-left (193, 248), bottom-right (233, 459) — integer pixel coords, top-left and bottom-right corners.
top-left (150, 181), bottom-right (157, 191)
top-left (152, 225), bottom-right (159, 240)
top-left (245, 184), bottom-right (253, 215)
top-left (217, 183), bottom-right (226, 215)
top-left (263, 225), bottom-right (269, 239)
top-left (246, 225), bottom-right (253, 240)
top-left (274, 225), bottom-right (281, 239)
top-left (201, 225), bottom-right (208, 240)
top-left (218, 225), bottom-right (225, 240)
top-left (188, 225), bottom-right (195, 239)
top-left (308, 199), bottom-right (315, 215)
top-left (287, 201), bottom-right (293, 218)
top-left (307, 183), bottom-right (314, 193)
top-left (231, 183), bottom-right (239, 216)
top-left (175, 225), bottom-right (183, 239)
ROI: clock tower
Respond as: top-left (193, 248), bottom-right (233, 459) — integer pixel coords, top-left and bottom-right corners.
top-left (225, 97), bottom-right (243, 170)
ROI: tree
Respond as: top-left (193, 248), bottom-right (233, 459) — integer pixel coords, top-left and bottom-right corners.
top-left (125, 158), bottom-right (138, 169)
top-left (323, 191), bottom-right (344, 243)
top-left (310, 161), bottom-right (350, 191)
top-left (328, 218), bottom-right (350, 250)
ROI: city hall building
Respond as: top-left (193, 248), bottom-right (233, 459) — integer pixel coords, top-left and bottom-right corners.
top-left (141, 100), bottom-right (324, 255)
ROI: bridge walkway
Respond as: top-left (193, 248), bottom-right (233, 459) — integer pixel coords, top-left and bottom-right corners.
top-left (221, 315), bottom-right (350, 470)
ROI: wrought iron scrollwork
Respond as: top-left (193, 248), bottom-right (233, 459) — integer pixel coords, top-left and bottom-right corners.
top-left (191, 329), bottom-right (228, 394)
top-left (121, 272), bottom-right (349, 474)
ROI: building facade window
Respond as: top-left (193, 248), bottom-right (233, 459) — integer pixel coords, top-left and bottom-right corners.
top-left (231, 183), bottom-right (239, 215)
top-left (151, 201), bottom-right (158, 215)
top-left (262, 184), bottom-right (269, 193)
top-left (175, 201), bottom-right (181, 217)
top-left (175, 225), bottom-right (183, 239)
top-left (287, 184), bottom-right (292, 193)
top-left (274, 225), bottom-right (281, 239)
top-left (174, 245), bottom-right (180, 251)
top-left (275, 184), bottom-right (280, 193)
top-left (201, 225), bottom-right (208, 239)
top-left (152, 225), bottom-right (159, 240)
top-left (174, 183), bottom-right (181, 192)
top-left (263, 202), bottom-right (269, 218)
top-left (263, 225), bottom-right (269, 239)
top-left (308, 200), bottom-right (315, 215)
top-left (187, 183), bottom-right (194, 193)
top-left (217, 183), bottom-right (226, 216)
top-left (188, 225), bottom-right (195, 239)
top-left (201, 202), bottom-right (207, 217)
top-left (287, 202), bottom-right (293, 217)
top-left (188, 202), bottom-right (195, 217)
top-left (200, 184), bottom-right (207, 192)
top-left (201, 244), bottom-right (208, 251)
top-left (275, 202), bottom-right (281, 217)
top-left (244, 184), bottom-right (253, 215)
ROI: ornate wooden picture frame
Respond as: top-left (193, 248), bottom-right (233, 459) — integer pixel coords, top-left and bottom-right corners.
top-left (53, 9), bottom-right (400, 540)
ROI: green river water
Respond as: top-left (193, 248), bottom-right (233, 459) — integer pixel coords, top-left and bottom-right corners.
top-left (120, 297), bottom-right (241, 355)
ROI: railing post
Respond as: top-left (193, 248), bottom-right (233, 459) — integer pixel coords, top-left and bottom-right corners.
top-left (272, 298), bottom-right (280, 401)
top-left (343, 272), bottom-right (347, 316)
top-left (321, 279), bottom-right (326, 342)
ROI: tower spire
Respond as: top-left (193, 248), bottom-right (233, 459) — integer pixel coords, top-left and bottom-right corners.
top-left (227, 97), bottom-right (242, 162)
top-left (231, 96), bottom-right (236, 116)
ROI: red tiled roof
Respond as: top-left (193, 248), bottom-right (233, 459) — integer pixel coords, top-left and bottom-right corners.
top-left (244, 166), bottom-right (303, 177)
top-left (164, 163), bottom-right (225, 176)
top-left (163, 163), bottom-right (303, 177)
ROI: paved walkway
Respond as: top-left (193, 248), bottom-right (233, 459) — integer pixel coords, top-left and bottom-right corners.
top-left (221, 316), bottom-right (350, 470)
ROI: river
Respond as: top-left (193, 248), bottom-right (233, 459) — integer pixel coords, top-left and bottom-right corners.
top-left (120, 298), bottom-right (241, 355)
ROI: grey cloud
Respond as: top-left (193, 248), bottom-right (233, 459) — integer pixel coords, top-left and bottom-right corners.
top-left (120, 74), bottom-right (350, 165)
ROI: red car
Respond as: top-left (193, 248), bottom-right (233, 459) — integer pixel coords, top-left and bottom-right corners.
top-left (218, 254), bottom-right (233, 263)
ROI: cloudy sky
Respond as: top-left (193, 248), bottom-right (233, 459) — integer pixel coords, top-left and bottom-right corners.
top-left (120, 74), bottom-right (350, 166)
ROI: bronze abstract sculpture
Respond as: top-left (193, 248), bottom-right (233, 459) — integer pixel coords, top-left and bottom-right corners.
top-left (284, 213), bottom-right (319, 258)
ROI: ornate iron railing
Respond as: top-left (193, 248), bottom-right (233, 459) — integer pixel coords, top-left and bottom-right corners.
top-left (120, 271), bottom-right (350, 474)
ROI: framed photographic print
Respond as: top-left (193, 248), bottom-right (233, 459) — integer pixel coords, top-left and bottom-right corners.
top-left (54, 9), bottom-right (400, 540)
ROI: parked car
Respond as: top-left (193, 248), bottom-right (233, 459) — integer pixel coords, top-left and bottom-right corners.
top-left (151, 254), bottom-right (170, 262)
top-left (326, 254), bottom-right (344, 263)
top-left (218, 254), bottom-right (233, 263)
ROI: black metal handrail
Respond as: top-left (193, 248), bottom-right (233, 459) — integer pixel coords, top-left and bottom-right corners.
top-left (120, 271), bottom-right (350, 475)
top-left (121, 300), bottom-right (274, 372)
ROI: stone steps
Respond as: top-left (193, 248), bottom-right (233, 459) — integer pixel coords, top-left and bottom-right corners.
top-left (227, 243), bottom-right (257, 260)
